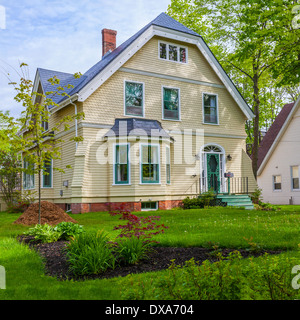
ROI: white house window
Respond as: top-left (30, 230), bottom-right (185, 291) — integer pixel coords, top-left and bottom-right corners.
top-left (141, 201), bottom-right (158, 211)
top-left (23, 160), bottom-right (35, 190)
top-left (273, 175), bottom-right (281, 191)
top-left (140, 144), bottom-right (160, 184)
top-left (162, 87), bottom-right (180, 120)
top-left (203, 93), bottom-right (218, 124)
top-left (159, 42), bottom-right (187, 63)
top-left (124, 81), bottom-right (144, 117)
top-left (291, 166), bottom-right (299, 190)
top-left (114, 144), bottom-right (130, 185)
top-left (42, 159), bottom-right (52, 188)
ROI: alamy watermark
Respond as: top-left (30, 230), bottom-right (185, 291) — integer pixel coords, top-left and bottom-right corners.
top-left (0, 5), bottom-right (6, 30)
top-left (292, 265), bottom-right (300, 290)
top-left (292, 1), bottom-right (300, 29)
top-left (0, 266), bottom-right (5, 289)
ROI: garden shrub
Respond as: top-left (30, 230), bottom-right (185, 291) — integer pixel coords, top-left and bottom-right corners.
top-left (24, 224), bottom-right (63, 243)
top-left (23, 222), bottom-right (84, 243)
top-left (121, 253), bottom-right (300, 300)
top-left (54, 222), bottom-right (84, 240)
top-left (182, 190), bottom-right (216, 209)
top-left (115, 236), bottom-right (153, 265)
top-left (66, 230), bottom-right (116, 276)
top-left (109, 210), bottom-right (168, 243)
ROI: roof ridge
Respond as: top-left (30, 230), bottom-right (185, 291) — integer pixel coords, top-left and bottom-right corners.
top-left (257, 102), bottom-right (295, 169)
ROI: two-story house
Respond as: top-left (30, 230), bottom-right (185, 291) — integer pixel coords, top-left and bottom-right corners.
top-left (21, 12), bottom-right (256, 213)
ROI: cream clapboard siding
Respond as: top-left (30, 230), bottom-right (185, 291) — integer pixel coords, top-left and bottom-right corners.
top-left (0, 194), bottom-right (7, 212)
top-left (72, 128), bottom-right (255, 203)
top-left (123, 36), bottom-right (223, 86)
top-left (75, 35), bottom-right (255, 202)
top-left (25, 103), bottom-right (79, 205)
top-left (36, 35), bottom-right (255, 206)
top-left (258, 105), bottom-right (300, 205)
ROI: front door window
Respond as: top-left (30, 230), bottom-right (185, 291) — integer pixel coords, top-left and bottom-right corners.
top-left (200, 145), bottom-right (225, 193)
top-left (207, 153), bottom-right (220, 193)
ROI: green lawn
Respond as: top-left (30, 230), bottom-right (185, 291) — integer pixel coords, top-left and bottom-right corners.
top-left (0, 206), bottom-right (300, 300)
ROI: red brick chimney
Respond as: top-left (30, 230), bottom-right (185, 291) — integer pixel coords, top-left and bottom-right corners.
top-left (102, 28), bottom-right (117, 57)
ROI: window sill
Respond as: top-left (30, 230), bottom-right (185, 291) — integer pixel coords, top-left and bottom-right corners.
top-left (202, 122), bottom-right (219, 126)
top-left (112, 183), bottom-right (131, 186)
top-left (124, 113), bottom-right (144, 118)
top-left (139, 183), bottom-right (161, 185)
top-left (162, 118), bottom-right (181, 122)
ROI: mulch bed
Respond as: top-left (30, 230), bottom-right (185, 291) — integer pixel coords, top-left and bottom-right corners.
top-left (13, 201), bottom-right (77, 226)
top-left (18, 235), bottom-right (282, 282)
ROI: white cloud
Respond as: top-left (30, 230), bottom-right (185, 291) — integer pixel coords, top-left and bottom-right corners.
top-left (0, 0), bottom-right (171, 117)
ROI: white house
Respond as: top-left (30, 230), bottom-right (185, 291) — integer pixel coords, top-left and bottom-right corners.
top-left (257, 96), bottom-right (300, 205)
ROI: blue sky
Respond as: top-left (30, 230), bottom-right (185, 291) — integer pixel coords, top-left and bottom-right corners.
top-left (0, 0), bottom-right (171, 118)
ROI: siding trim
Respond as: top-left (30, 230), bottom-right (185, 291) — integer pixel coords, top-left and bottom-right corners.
top-left (119, 67), bottom-right (225, 89)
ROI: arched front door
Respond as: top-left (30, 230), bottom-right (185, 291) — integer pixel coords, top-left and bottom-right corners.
top-left (200, 144), bottom-right (225, 193)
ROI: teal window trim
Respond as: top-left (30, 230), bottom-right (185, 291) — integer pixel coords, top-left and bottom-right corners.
top-left (23, 160), bottom-right (35, 190)
top-left (162, 86), bottom-right (180, 121)
top-left (203, 93), bottom-right (219, 125)
top-left (42, 159), bottom-right (53, 188)
top-left (140, 144), bottom-right (160, 184)
top-left (114, 143), bottom-right (130, 185)
top-left (166, 146), bottom-right (171, 184)
top-left (124, 80), bottom-right (144, 117)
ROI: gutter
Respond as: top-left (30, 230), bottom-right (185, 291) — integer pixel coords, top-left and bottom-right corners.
top-left (69, 98), bottom-right (78, 149)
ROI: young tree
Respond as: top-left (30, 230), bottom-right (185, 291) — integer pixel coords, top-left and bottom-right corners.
top-left (5, 63), bottom-right (84, 223)
top-left (167, 0), bottom-right (300, 178)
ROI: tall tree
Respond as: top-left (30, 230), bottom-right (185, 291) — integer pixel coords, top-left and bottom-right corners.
top-left (167, 0), bottom-right (300, 179)
top-left (3, 63), bottom-right (84, 223)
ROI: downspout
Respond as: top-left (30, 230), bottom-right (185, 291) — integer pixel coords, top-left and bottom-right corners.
top-left (69, 99), bottom-right (78, 149)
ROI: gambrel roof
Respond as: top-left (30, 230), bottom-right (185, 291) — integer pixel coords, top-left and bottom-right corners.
top-left (34, 12), bottom-right (254, 120)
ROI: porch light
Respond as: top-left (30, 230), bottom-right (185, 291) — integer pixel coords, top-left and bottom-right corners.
top-left (227, 154), bottom-right (232, 161)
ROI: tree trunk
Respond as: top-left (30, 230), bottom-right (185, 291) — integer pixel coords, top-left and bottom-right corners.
top-left (38, 166), bottom-right (41, 225)
top-left (252, 74), bottom-right (260, 180)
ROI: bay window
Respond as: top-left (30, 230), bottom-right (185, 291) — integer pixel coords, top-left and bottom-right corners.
top-left (140, 144), bottom-right (160, 184)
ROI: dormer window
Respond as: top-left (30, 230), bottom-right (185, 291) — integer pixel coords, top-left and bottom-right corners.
top-left (159, 41), bottom-right (187, 64)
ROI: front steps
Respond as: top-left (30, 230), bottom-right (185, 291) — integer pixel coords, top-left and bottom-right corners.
top-left (216, 194), bottom-right (254, 210)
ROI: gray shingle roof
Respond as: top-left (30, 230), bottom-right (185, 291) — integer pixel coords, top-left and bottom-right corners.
top-left (38, 13), bottom-right (201, 107)
top-left (104, 118), bottom-right (174, 140)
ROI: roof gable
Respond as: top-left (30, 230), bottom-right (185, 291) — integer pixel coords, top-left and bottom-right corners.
top-left (36, 12), bottom-right (254, 120)
top-left (257, 98), bottom-right (300, 175)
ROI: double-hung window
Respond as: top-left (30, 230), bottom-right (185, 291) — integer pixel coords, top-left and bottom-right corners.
top-left (140, 144), bottom-right (160, 184)
top-left (291, 166), bottom-right (299, 190)
top-left (23, 160), bottom-right (35, 190)
top-left (124, 81), bottom-right (144, 117)
top-left (163, 87), bottom-right (180, 120)
top-left (159, 42), bottom-right (187, 63)
top-left (43, 159), bottom-right (52, 188)
top-left (166, 146), bottom-right (171, 184)
top-left (203, 93), bottom-right (218, 124)
top-left (273, 175), bottom-right (281, 191)
top-left (114, 144), bottom-right (130, 184)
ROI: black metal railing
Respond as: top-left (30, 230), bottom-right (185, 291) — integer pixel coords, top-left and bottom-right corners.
top-left (199, 176), bottom-right (249, 195)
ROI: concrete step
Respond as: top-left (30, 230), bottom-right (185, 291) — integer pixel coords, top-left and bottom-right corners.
top-left (216, 194), bottom-right (254, 210)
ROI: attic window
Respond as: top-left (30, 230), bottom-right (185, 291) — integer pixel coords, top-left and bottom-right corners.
top-left (159, 42), bottom-right (187, 63)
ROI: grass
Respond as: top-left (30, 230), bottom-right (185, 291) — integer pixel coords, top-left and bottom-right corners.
top-left (0, 205), bottom-right (300, 300)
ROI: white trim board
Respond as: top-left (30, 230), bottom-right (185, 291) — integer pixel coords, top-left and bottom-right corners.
top-left (71, 25), bottom-right (254, 121)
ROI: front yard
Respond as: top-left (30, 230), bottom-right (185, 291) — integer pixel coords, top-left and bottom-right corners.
top-left (0, 206), bottom-right (300, 300)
